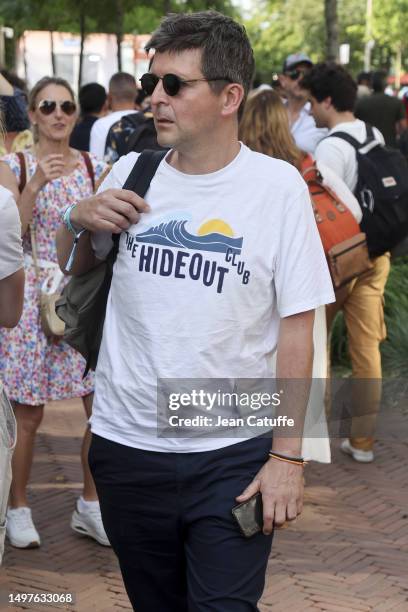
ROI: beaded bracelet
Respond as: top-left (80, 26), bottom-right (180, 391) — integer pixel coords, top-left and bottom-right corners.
top-left (268, 451), bottom-right (307, 467)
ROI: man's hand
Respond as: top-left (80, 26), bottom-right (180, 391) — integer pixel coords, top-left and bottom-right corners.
top-left (71, 188), bottom-right (150, 233)
top-left (235, 457), bottom-right (304, 534)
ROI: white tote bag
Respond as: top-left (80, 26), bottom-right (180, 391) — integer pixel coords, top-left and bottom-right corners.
top-left (0, 381), bottom-right (17, 564)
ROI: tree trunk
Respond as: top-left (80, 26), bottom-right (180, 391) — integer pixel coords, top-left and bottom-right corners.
top-left (78, 5), bottom-right (86, 91)
top-left (324, 0), bottom-right (339, 62)
top-left (116, 0), bottom-right (124, 72)
top-left (364, 0), bottom-right (374, 71)
top-left (50, 30), bottom-right (56, 76)
top-left (163, 0), bottom-right (171, 13)
top-left (395, 43), bottom-right (402, 90)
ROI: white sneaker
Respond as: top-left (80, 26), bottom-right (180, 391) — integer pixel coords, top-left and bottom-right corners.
top-left (71, 501), bottom-right (110, 546)
top-left (341, 439), bottom-right (374, 463)
top-left (6, 507), bottom-right (41, 548)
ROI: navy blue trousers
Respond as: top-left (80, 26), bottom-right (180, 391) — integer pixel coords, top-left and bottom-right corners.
top-left (89, 434), bottom-right (273, 612)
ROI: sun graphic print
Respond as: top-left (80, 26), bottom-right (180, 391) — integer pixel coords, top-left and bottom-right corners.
top-left (197, 219), bottom-right (235, 238)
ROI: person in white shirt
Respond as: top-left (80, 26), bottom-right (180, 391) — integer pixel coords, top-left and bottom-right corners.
top-left (57, 11), bottom-right (334, 611)
top-left (89, 72), bottom-right (137, 159)
top-left (0, 187), bottom-right (23, 565)
top-left (279, 53), bottom-right (327, 154)
top-left (301, 62), bottom-right (390, 464)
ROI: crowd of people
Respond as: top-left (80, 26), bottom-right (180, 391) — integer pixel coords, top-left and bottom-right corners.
top-left (0, 9), bottom-right (406, 611)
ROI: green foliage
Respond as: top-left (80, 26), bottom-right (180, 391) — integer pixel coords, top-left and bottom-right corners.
top-left (244, 0), bottom-right (408, 83)
top-left (331, 260), bottom-right (408, 377)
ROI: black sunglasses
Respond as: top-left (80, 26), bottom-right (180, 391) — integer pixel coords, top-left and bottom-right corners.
top-left (284, 68), bottom-right (309, 81)
top-left (140, 72), bottom-right (231, 97)
top-left (37, 99), bottom-right (77, 116)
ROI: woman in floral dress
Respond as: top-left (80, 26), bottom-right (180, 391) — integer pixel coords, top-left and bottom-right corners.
top-left (0, 77), bottom-right (110, 549)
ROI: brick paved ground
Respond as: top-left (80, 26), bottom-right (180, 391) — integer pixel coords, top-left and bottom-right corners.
top-left (1, 397), bottom-right (407, 612)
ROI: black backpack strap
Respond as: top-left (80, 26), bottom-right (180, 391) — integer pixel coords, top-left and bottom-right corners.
top-left (364, 123), bottom-right (376, 144)
top-left (326, 131), bottom-right (361, 150)
top-left (122, 149), bottom-right (167, 195)
top-left (327, 123), bottom-right (377, 151)
top-left (111, 149), bottom-right (168, 262)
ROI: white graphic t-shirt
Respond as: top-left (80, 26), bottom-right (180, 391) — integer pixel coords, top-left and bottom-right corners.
top-left (90, 144), bottom-right (335, 452)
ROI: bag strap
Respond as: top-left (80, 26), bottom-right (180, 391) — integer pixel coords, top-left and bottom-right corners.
top-left (327, 123), bottom-right (377, 151)
top-left (29, 225), bottom-right (42, 295)
top-left (327, 130), bottom-right (361, 150)
top-left (80, 151), bottom-right (95, 191)
top-left (111, 149), bottom-right (168, 261)
top-left (122, 148), bottom-right (167, 193)
top-left (16, 151), bottom-right (27, 193)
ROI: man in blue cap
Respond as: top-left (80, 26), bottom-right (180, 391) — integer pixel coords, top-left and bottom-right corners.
top-left (280, 53), bottom-right (327, 153)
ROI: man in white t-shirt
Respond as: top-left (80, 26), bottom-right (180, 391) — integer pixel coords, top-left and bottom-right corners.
top-left (89, 72), bottom-right (137, 159)
top-left (57, 12), bottom-right (334, 611)
top-left (280, 53), bottom-right (327, 154)
top-left (301, 62), bottom-right (390, 465)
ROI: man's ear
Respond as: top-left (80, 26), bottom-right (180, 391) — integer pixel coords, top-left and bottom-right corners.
top-left (220, 83), bottom-right (245, 118)
top-left (323, 96), bottom-right (332, 109)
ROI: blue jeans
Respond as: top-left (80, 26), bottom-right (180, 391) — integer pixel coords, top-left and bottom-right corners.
top-left (89, 434), bottom-right (274, 611)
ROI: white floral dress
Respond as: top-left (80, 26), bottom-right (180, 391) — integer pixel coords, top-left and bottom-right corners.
top-left (0, 150), bottom-right (107, 406)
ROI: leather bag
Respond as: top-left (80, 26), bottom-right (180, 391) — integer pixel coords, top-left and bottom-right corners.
top-left (302, 158), bottom-right (373, 289)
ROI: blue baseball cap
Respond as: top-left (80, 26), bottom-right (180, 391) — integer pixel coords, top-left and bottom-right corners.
top-left (283, 53), bottom-right (313, 72)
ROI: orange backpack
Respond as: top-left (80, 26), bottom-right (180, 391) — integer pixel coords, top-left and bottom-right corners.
top-left (301, 155), bottom-right (372, 288)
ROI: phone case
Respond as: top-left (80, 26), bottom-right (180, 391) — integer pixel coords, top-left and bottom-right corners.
top-left (231, 492), bottom-right (263, 538)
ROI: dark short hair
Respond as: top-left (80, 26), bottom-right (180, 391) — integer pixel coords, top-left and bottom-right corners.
top-left (300, 62), bottom-right (357, 112)
top-left (357, 71), bottom-right (372, 86)
top-left (145, 11), bottom-right (255, 117)
top-left (78, 82), bottom-right (107, 115)
top-left (371, 70), bottom-right (387, 93)
top-left (109, 72), bottom-right (137, 103)
top-left (28, 76), bottom-right (75, 111)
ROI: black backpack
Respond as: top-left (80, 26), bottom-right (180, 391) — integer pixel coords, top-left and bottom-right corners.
top-left (328, 124), bottom-right (408, 257)
top-left (105, 111), bottom-right (166, 163)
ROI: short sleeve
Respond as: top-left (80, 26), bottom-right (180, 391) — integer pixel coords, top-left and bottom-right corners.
top-left (88, 153), bottom-right (109, 183)
top-left (274, 187), bottom-right (335, 317)
top-left (0, 188), bottom-right (23, 280)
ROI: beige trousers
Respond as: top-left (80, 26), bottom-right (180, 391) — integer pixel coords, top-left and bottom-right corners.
top-left (326, 254), bottom-right (391, 451)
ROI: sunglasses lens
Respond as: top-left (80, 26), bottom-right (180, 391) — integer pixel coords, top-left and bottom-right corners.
top-left (38, 100), bottom-right (56, 115)
top-left (141, 73), bottom-right (159, 96)
top-left (289, 70), bottom-right (300, 80)
top-left (60, 101), bottom-right (76, 115)
top-left (162, 74), bottom-right (181, 96)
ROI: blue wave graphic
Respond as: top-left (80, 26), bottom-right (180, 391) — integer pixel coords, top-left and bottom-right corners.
top-left (136, 220), bottom-right (243, 254)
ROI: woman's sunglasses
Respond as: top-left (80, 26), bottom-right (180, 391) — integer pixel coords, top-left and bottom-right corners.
top-left (37, 99), bottom-right (77, 116)
top-left (140, 72), bottom-right (231, 97)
